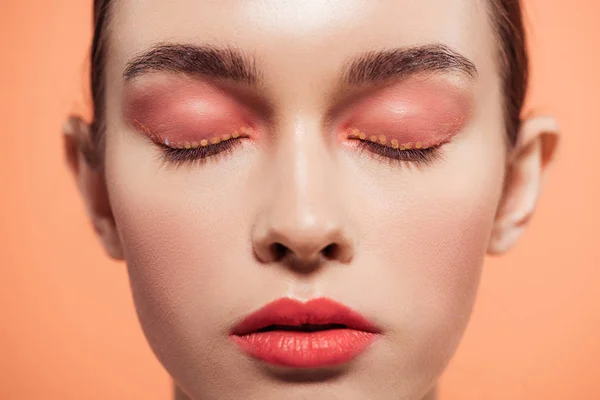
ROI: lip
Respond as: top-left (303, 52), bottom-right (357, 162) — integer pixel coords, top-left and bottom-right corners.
top-left (229, 297), bottom-right (381, 368)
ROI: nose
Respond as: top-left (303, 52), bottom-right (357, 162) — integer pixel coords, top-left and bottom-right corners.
top-left (251, 122), bottom-right (354, 271)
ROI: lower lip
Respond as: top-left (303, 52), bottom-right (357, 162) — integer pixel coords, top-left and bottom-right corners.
top-left (230, 329), bottom-right (378, 368)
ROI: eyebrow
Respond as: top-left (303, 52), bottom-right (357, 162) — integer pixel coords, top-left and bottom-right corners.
top-left (123, 43), bottom-right (477, 86)
top-left (123, 44), bottom-right (260, 84)
top-left (341, 44), bottom-right (477, 85)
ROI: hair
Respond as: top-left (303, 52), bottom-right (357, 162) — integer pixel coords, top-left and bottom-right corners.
top-left (87, 0), bottom-right (528, 166)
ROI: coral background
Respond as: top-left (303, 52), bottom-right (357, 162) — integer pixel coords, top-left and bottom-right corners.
top-left (1, 0), bottom-right (598, 398)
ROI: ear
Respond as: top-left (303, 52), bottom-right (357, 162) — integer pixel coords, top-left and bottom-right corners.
top-left (63, 115), bottom-right (124, 260)
top-left (487, 115), bottom-right (560, 255)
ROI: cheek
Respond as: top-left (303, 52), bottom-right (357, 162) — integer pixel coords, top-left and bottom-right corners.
top-left (103, 131), bottom-right (253, 368)
top-left (354, 128), bottom-right (506, 369)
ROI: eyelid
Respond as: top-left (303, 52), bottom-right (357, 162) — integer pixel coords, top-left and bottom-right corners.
top-left (158, 137), bottom-right (244, 167)
top-left (133, 118), bottom-right (253, 149)
top-left (344, 127), bottom-right (449, 167)
top-left (356, 140), bottom-right (444, 167)
top-left (346, 128), bottom-right (435, 150)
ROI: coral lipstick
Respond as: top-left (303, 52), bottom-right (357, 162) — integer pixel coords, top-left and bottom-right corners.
top-left (230, 298), bottom-right (381, 368)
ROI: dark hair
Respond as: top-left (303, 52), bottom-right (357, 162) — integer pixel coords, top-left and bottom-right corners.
top-left (88, 0), bottom-right (527, 164)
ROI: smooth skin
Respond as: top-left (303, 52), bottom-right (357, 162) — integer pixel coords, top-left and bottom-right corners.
top-left (64, 0), bottom-right (558, 399)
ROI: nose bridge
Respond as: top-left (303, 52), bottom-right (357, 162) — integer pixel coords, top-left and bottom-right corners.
top-left (278, 118), bottom-right (331, 217)
top-left (252, 116), bottom-right (353, 265)
top-left (274, 117), bottom-right (338, 240)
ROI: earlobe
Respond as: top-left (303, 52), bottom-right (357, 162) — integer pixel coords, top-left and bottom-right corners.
top-left (487, 116), bottom-right (560, 255)
top-left (63, 115), bottom-right (125, 260)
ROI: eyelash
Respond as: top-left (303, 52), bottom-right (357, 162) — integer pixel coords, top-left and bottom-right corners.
top-left (354, 139), bottom-right (444, 167)
top-left (158, 138), bottom-right (242, 166)
top-left (156, 135), bottom-right (445, 167)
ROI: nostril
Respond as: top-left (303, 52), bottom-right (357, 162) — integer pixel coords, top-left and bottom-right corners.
top-left (261, 240), bottom-right (350, 265)
top-left (270, 242), bottom-right (288, 261)
top-left (322, 243), bottom-right (339, 260)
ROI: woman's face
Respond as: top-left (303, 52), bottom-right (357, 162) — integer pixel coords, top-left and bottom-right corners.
top-left (101, 0), bottom-right (507, 398)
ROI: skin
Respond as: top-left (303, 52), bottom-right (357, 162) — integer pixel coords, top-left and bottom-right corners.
top-left (64, 0), bottom-right (559, 399)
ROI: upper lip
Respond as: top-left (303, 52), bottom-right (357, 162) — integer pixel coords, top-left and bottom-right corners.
top-left (230, 297), bottom-right (381, 336)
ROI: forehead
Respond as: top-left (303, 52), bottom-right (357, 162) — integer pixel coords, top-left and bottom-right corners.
top-left (107, 0), bottom-right (496, 75)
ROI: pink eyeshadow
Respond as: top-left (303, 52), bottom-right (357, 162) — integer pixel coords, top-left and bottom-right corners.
top-left (341, 79), bottom-right (473, 147)
top-left (123, 78), bottom-right (257, 146)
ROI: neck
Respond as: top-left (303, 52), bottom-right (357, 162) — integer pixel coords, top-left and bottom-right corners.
top-left (174, 383), bottom-right (437, 399)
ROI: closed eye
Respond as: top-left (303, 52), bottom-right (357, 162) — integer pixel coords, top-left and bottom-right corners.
top-left (354, 138), bottom-right (445, 167)
top-left (157, 137), bottom-right (244, 167)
